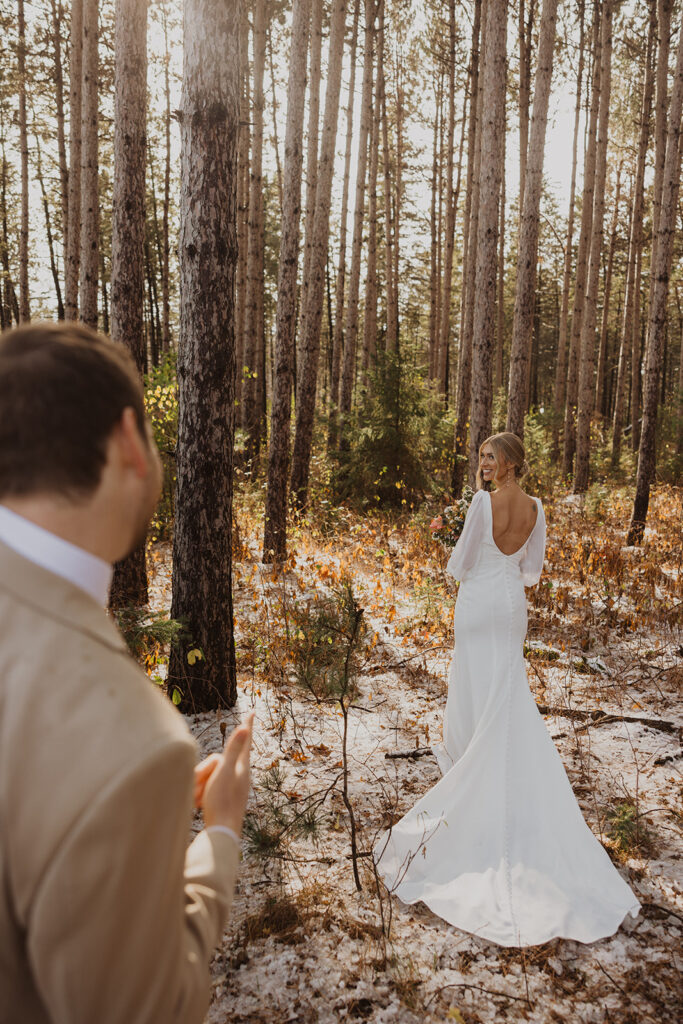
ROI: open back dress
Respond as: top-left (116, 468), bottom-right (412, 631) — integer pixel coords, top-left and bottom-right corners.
top-left (374, 488), bottom-right (641, 946)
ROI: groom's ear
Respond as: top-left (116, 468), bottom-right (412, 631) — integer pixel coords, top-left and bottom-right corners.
top-left (111, 407), bottom-right (150, 480)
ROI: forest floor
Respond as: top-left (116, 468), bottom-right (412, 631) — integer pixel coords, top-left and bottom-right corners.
top-left (149, 484), bottom-right (682, 1024)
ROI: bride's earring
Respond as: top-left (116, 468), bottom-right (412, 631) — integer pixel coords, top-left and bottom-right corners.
top-left (506, 467), bottom-right (512, 488)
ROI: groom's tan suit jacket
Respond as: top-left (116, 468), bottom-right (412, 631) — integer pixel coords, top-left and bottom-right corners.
top-left (0, 540), bottom-right (240, 1024)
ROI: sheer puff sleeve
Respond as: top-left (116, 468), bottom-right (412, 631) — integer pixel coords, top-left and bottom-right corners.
top-left (519, 498), bottom-right (546, 586)
top-left (446, 489), bottom-right (487, 581)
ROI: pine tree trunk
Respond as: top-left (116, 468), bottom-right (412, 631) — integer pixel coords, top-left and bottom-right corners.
top-left (469, 0), bottom-right (506, 474)
top-left (612, 4), bottom-right (655, 465)
top-left (506, 0), bottom-right (559, 438)
top-left (65, 0), bottom-right (83, 321)
top-left (518, 0), bottom-right (535, 209)
top-left (495, 121), bottom-right (505, 395)
top-left (161, 2), bottom-right (172, 350)
top-left (562, 4), bottom-right (601, 477)
top-left (267, 21), bottom-right (284, 215)
top-left (234, 5), bottom-right (250, 410)
top-left (378, 5), bottom-right (398, 354)
top-left (446, 105), bottom-right (468, 400)
top-left (17, 0), bottom-right (30, 323)
top-left (50, 0), bottom-right (69, 285)
top-left (595, 162), bottom-right (622, 417)
top-left (611, 175), bottom-right (635, 452)
top-left (552, 2), bottom-right (584, 458)
top-left (290, 0), bottom-right (348, 508)
top-left (628, 12), bottom-right (683, 544)
top-left (109, 0), bottom-right (149, 610)
top-left (79, 0), bottom-right (99, 329)
top-left (262, 0), bottom-right (310, 563)
top-left (0, 126), bottom-right (19, 329)
top-left (392, 56), bottom-right (403, 353)
top-left (170, 0), bottom-right (242, 711)
top-left (298, 0), bottom-right (323, 368)
top-left (574, 0), bottom-right (613, 494)
top-left (676, 284), bottom-right (683, 456)
top-left (339, 0), bottom-right (374, 421)
top-left (362, 51), bottom-right (381, 376)
top-left (429, 72), bottom-right (442, 380)
top-left (636, 0), bottom-right (673, 452)
top-left (452, 0), bottom-right (483, 496)
top-left (330, 0), bottom-right (359, 419)
top-left (436, 76), bottom-right (445, 376)
top-left (242, 0), bottom-right (267, 468)
top-left (436, 0), bottom-right (457, 397)
top-left (34, 132), bottom-right (65, 321)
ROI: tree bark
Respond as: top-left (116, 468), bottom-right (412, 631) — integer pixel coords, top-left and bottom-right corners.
top-left (329, 0), bottom-right (360, 418)
top-left (339, 0), bottom-right (375, 422)
top-left (429, 71), bottom-right (442, 380)
top-left (552, 2), bottom-right (584, 457)
top-left (506, 0), bottom-right (559, 437)
top-left (562, 3), bottom-right (601, 477)
top-left (628, 12), bottom-right (683, 544)
top-left (79, 0), bottom-right (99, 329)
top-left (378, 4), bottom-right (398, 354)
top-left (170, 0), bottom-right (242, 711)
top-left (65, 0), bottom-right (83, 321)
top-left (469, 0), bottom-right (507, 475)
top-left (436, 0), bottom-right (457, 398)
top-left (452, 0), bottom-right (483, 496)
top-left (267, 20), bottom-right (284, 215)
top-left (676, 283), bottom-right (683, 456)
top-left (290, 0), bottom-right (348, 508)
top-left (34, 129), bottom-right (65, 321)
top-left (298, 0), bottom-right (323, 368)
top-left (242, 0), bottom-right (267, 468)
top-left (362, 38), bottom-right (381, 376)
top-left (234, 4), bottom-right (250, 409)
top-left (595, 162), bottom-right (622, 417)
top-left (50, 0), bottom-right (69, 285)
top-left (518, 0), bottom-right (536, 212)
top-left (17, 0), bottom-right (30, 323)
top-left (636, 0), bottom-right (673, 452)
top-left (574, 0), bottom-right (613, 494)
top-left (495, 119), bottom-right (505, 395)
top-left (109, 0), bottom-right (149, 610)
top-left (0, 126), bottom-right (18, 329)
top-left (160, 0), bottom-right (172, 351)
top-left (263, 0), bottom-right (311, 563)
top-left (613, 3), bottom-right (655, 465)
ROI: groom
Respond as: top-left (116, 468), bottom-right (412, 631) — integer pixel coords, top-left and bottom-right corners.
top-left (0, 322), bottom-right (251, 1024)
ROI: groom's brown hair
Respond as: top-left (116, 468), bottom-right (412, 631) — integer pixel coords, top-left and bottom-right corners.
top-left (0, 321), bottom-right (147, 499)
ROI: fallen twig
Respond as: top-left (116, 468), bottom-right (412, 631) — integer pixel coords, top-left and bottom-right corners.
top-left (536, 704), bottom-right (679, 735)
top-left (425, 980), bottom-right (534, 1009)
top-left (384, 747), bottom-right (435, 760)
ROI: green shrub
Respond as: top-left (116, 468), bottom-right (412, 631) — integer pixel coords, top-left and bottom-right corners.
top-left (144, 354), bottom-right (178, 541)
top-left (333, 353), bottom-right (454, 508)
top-left (521, 410), bottom-right (561, 495)
top-left (289, 580), bottom-right (368, 702)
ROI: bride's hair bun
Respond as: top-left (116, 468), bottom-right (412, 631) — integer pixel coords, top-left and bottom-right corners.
top-left (517, 459), bottom-right (530, 479)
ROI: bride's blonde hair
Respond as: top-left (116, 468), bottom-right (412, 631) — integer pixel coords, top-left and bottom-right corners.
top-left (476, 431), bottom-right (529, 490)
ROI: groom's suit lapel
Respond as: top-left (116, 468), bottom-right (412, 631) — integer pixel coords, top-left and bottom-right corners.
top-left (0, 539), bottom-right (127, 654)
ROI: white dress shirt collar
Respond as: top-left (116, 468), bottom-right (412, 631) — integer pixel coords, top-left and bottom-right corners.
top-left (0, 504), bottom-right (112, 606)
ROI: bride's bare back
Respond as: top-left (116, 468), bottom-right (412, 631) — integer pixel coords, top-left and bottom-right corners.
top-left (489, 488), bottom-right (538, 555)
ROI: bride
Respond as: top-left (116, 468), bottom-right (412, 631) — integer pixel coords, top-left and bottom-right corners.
top-left (374, 432), bottom-right (641, 947)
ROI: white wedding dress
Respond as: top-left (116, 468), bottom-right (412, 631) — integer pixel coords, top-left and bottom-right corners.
top-left (375, 488), bottom-right (641, 947)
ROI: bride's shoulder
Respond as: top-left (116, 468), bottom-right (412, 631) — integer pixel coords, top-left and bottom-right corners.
top-left (527, 493), bottom-right (545, 517)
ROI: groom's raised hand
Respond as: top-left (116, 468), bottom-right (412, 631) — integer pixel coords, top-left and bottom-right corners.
top-left (195, 712), bottom-right (254, 837)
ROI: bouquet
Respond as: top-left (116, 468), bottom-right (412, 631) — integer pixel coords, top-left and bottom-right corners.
top-left (430, 485), bottom-right (475, 548)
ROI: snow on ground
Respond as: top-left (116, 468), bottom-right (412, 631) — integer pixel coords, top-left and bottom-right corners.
top-left (148, 495), bottom-right (682, 1023)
